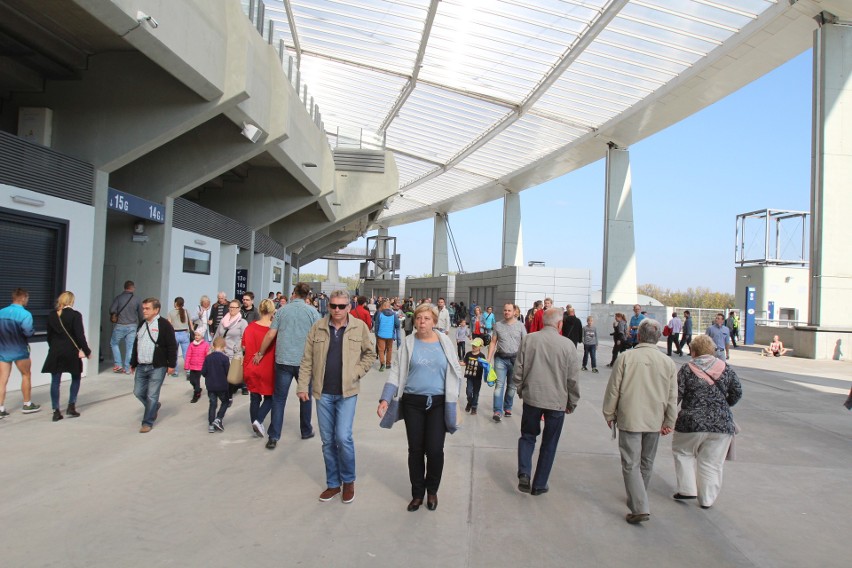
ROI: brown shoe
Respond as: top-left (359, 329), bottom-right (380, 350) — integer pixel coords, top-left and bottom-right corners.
top-left (318, 487), bottom-right (341, 502)
top-left (626, 513), bottom-right (650, 524)
top-left (342, 482), bottom-right (355, 504)
top-left (139, 424), bottom-right (152, 433)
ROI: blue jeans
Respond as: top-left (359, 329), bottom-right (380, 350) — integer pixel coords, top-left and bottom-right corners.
top-left (110, 324), bottom-right (136, 369)
top-left (493, 355), bottom-right (516, 414)
top-left (269, 364), bottom-right (313, 440)
top-left (517, 403), bottom-right (565, 491)
top-left (174, 331), bottom-right (190, 372)
top-left (582, 345), bottom-right (597, 368)
top-left (316, 393), bottom-right (357, 488)
top-left (249, 392), bottom-right (273, 425)
top-left (133, 365), bottom-right (167, 426)
top-left (50, 372), bottom-right (80, 409)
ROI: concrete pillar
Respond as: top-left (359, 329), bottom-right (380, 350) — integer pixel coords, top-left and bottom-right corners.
top-left (601, 146), bottom-right (638, 305)
top-left (809, 22), bottom-right (852, 328)
top-left (283, 262), bottom-right (294, 292)
top-left (502, 193), bottom-right (523, 267)
top-left (432, 213), bottom-right (449, 276)
top-left (327, 259), bottom-right (340, 283)
top-left (89, 170), bottom-right (109, 366)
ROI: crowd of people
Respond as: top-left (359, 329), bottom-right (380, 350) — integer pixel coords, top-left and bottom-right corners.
top-left (6, 284), bottom-right (845, 521)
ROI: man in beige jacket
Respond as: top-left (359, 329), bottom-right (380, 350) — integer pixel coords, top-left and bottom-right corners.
top-left (297, 290), bottom-right (375, 505)
top-left (602, 318), bottom-right (677, 524)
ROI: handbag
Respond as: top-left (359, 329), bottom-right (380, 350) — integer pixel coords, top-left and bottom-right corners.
top-left (227, 355), bottom-right (244, 385)
top-left (57, 310), bottom-right (86, 359)
top-left (663, 325), bottom-right (672, 337)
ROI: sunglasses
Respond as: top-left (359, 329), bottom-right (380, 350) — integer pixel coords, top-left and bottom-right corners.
top-left (329, 303), bottom-right (348, 310)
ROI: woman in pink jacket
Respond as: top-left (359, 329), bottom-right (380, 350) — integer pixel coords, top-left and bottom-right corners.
top-left (185, 328), bottom-right (210, 403)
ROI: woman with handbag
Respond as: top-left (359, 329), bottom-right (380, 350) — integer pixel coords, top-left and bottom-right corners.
top-left (671, 335), bottom-right (743, 509)
top-left (42, 291), bottom-right (91, 422)
top-left (214, 299), bottom-right (248, 400)
top-left (167, 297), bottom-right (194, 377)
top-left (376, 303), bottom-right (463, 512)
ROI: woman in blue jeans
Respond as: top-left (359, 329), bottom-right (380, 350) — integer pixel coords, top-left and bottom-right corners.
top-left (42, 291), bottom-right (91, 422)
top-left (377, 303), bottom-right (462, 512)
top-left (167, 297), bottom-right (194, 377)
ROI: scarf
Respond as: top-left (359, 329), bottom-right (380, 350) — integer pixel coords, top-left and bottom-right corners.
top-left (220, 311), bottom-right (242, 329)
top-left (688, 354), bottom-right (726, 385)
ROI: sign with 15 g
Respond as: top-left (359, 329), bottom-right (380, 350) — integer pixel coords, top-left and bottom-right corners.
top-left (107, 188), bottom-right (165, 223)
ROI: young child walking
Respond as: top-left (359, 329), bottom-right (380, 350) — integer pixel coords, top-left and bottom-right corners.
top-left (456, 319), bottom-right (471, 360)
top-left (201, 337), bottom-right (230, 432)
top-left (461, 337), bottom-right (487, 415)
top-left (184, 329), bottom-right (209, 403)
top-left (582, 316), bottom-right (599, 373)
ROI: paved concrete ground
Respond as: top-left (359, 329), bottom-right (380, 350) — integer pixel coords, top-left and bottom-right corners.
top-left (1, 341), bottom-right (849, 567)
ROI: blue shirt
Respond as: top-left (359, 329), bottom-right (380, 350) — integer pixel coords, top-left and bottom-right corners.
top-left (0, 303), bottom-right (34, 362)
top-left (629, 313), bottom-right (645, 340)
top-left (404, 339), bottom-right (447, 396)
top-left (706, 324), bottom-right (730, 353)
top-left (271, 298), bottom-right (320, 365)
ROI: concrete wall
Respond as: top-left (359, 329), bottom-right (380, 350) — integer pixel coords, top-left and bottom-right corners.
top-left (454, 266), bottom-right (591, 318)
top-left (735, 265), bottom-right (809, 321)
top-left (404, 275), bottom-right (456, 303)
top-left (755, 325), bottom-right (795, 346)
top-left (1, 184), bottom-right (95, 389)
top-left (167, 228), bottom-right (221, 310)
top-left (793, 327), bottom-right (849, 360)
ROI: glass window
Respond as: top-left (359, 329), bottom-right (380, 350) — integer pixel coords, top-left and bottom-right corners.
top-left (183, 246), bottom-right (211, 275)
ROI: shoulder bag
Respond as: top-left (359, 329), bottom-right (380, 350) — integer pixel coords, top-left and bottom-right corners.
top-left (57, 311), bottom-right (86, 359)
top-left (227, 355), bottom-right (244, 385)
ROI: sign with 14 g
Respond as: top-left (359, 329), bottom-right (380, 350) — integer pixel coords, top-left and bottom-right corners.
top-left (235, 269), bottom-right (248, 298)
top-left (107, 188), bottom-right (165, 223)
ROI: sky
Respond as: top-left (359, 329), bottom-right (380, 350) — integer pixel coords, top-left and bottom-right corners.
top-left (302, 49), bottom-right (814, 295)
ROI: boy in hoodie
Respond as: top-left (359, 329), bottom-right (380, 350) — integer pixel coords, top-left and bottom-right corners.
top-left (375, 300), bottom-right (400, 371)
top-left (461, 337), bottom-right (487, 415)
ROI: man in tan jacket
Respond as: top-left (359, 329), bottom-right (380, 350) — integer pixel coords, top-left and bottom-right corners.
top-left (602, 318), bottom-right (677, 524)
top-left (297, 290), bottom-right (375, 505)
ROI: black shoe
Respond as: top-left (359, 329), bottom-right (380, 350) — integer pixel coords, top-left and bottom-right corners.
top-left (66, 403), bottom-right (80, 417)
top-left (266, 438), bottom-right (277, 450)
top-left (470, 407), bottom-right (477, 415)
top-left (301, 431), bottom-right (315, 440)
top-left (190, 392), bottom-right (201, 403)
top-left (518, 474), bottom-right (531, 493)
top-left (52, 409), bottom-right (63, 422)
top-left (530, 486), bottom-right (549, 496)
top-left (465, 402), bottom-right (471, 412)
top-left (673, 493), bottom-right (697, 500)
top-left (426, 494), bottom-right (438, 511)
top-left (844, 397), bottom-right (852, 411)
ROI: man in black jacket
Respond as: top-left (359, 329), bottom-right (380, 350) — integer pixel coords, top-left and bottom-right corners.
top-left (130, 298), bottom-right (178, 433)
top-left (561, 305), bottom-right (583, 347)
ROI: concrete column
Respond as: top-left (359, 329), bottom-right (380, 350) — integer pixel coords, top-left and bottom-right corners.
top-left (327, 259), bottom-right (340, 283)
top-left (432, 213), bottom-right (449, 276)
top-left (601, 146), bottom-right (638, 305)
top-left (809, 22), bottom-right (852, 328)
top-left (502, 193), bottom-right (523, 267)
top-left (283, 262), bottom-right (294, 292)
top-left (89, 170), bottom-right (109, 367)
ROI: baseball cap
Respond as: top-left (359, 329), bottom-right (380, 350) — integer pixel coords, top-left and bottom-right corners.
top-left (471, 338), bottom-right (484, 347)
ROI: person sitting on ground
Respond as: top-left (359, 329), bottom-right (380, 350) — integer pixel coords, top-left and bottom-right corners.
top-left (762, 335), bottom-right (790, 357)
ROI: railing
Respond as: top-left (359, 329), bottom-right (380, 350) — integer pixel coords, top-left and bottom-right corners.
top-left (755, 318), bottom-right (808, 328)
top-left (335, 126), bottom-right (386, 151)
top-left (672, 307), bottom-right (735, 334)
top-left (242, 0), bottom-right (324, 132)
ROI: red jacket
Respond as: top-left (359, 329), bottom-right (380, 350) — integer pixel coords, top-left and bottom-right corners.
top-left (351, 305), bottom-right (372, 329)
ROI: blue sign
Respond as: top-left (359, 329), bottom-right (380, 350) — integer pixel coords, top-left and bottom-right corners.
top-left (107, 188), bottom-right (165, 223)
top-left (744, 286), bottom-right (757, 345)
top-left (235, 269), bottom-right (248, 298)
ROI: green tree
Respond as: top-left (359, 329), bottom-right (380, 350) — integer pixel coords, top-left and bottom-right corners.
top-left (637, 284), bottom-right (734, 309)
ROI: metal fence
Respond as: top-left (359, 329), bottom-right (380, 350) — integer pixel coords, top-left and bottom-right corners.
top-left (673, 307), bottom-right (738, 334)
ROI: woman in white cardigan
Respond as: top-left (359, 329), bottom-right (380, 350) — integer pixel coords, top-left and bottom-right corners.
top-left (377, 303), bottom-right (463, 512)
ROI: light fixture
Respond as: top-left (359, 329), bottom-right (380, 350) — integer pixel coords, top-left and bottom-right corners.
top-left (331, 202), bottom-right (342, 206)
top-left (136, 11), bottom-right (159, 29)
top-left (785, 276), bottom-right (793, 283)
top-left (301, 162), bottom-right (317, 168)
top-left (383, 203), bottom-right (390, 210)
top-left (194, 239), bottom-right (207, 246)
top-left (241, 123), bottom-right (262, 143)
top-left (133, 221), bottom-right (146, 234)
top-left (12, 195), bottom-right (45, 207)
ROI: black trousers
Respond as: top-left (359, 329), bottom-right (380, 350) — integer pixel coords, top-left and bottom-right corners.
top-left (188, 370), bottom-right (202, 393)
top-left (667, 333), bottom-right (682, 355)
top-left (401, 393), bottom-right (446, 498)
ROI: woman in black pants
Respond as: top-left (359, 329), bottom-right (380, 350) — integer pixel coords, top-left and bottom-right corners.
top-left (607, 312), bottom-right (628, 367)
top-left (377, 303), bottom-right (463, 512)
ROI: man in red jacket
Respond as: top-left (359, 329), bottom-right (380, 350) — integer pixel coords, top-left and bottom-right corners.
top-left (350, 296), bottom-right (372, 330)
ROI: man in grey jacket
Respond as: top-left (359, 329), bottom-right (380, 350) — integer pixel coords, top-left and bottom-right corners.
top-left (602, 318), bottom-right (677, 524)
top-left (513, 308), bottom-right (580, 496)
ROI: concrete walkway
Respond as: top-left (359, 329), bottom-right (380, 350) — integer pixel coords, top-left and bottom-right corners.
top-left (1, 343), bottom-right (849, 567)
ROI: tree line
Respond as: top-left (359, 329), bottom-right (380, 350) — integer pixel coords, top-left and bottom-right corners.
top-left (638, 284), bottom-right (735, 309)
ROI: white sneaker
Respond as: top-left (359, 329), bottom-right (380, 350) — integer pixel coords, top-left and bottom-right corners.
top-left (252, 420), bottom-right (266, 438)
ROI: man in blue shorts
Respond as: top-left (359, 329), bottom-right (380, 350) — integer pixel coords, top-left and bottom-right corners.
top-left (0, 288), bottom-right (40, 416)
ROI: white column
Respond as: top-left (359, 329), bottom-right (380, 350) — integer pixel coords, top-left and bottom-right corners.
top-left (601, 145), bottom-right (638, 305)
top-left (502, 193), bottom-right (523, 267)
top-left (809, 22), bottom-right (852, 327)
top-left (432, 213), bottom-right (449, 276)
top-left (327, 259), bottom-right (340, 284)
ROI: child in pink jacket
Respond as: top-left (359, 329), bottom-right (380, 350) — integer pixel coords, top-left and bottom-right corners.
top-left (185, 328), bottom-right (210, 403)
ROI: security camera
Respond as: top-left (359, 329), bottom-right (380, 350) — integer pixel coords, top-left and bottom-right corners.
top-left (136, 11), bottom-right (159, 29)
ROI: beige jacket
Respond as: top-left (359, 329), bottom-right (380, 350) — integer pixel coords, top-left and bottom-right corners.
top-left (602, 344), bottom-right (677, 432)
top-left (297, 315), bottom-right (376, 399)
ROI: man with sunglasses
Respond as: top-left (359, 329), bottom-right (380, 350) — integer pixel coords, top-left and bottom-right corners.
top-left (297, 290), bottom-right (375, 504)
